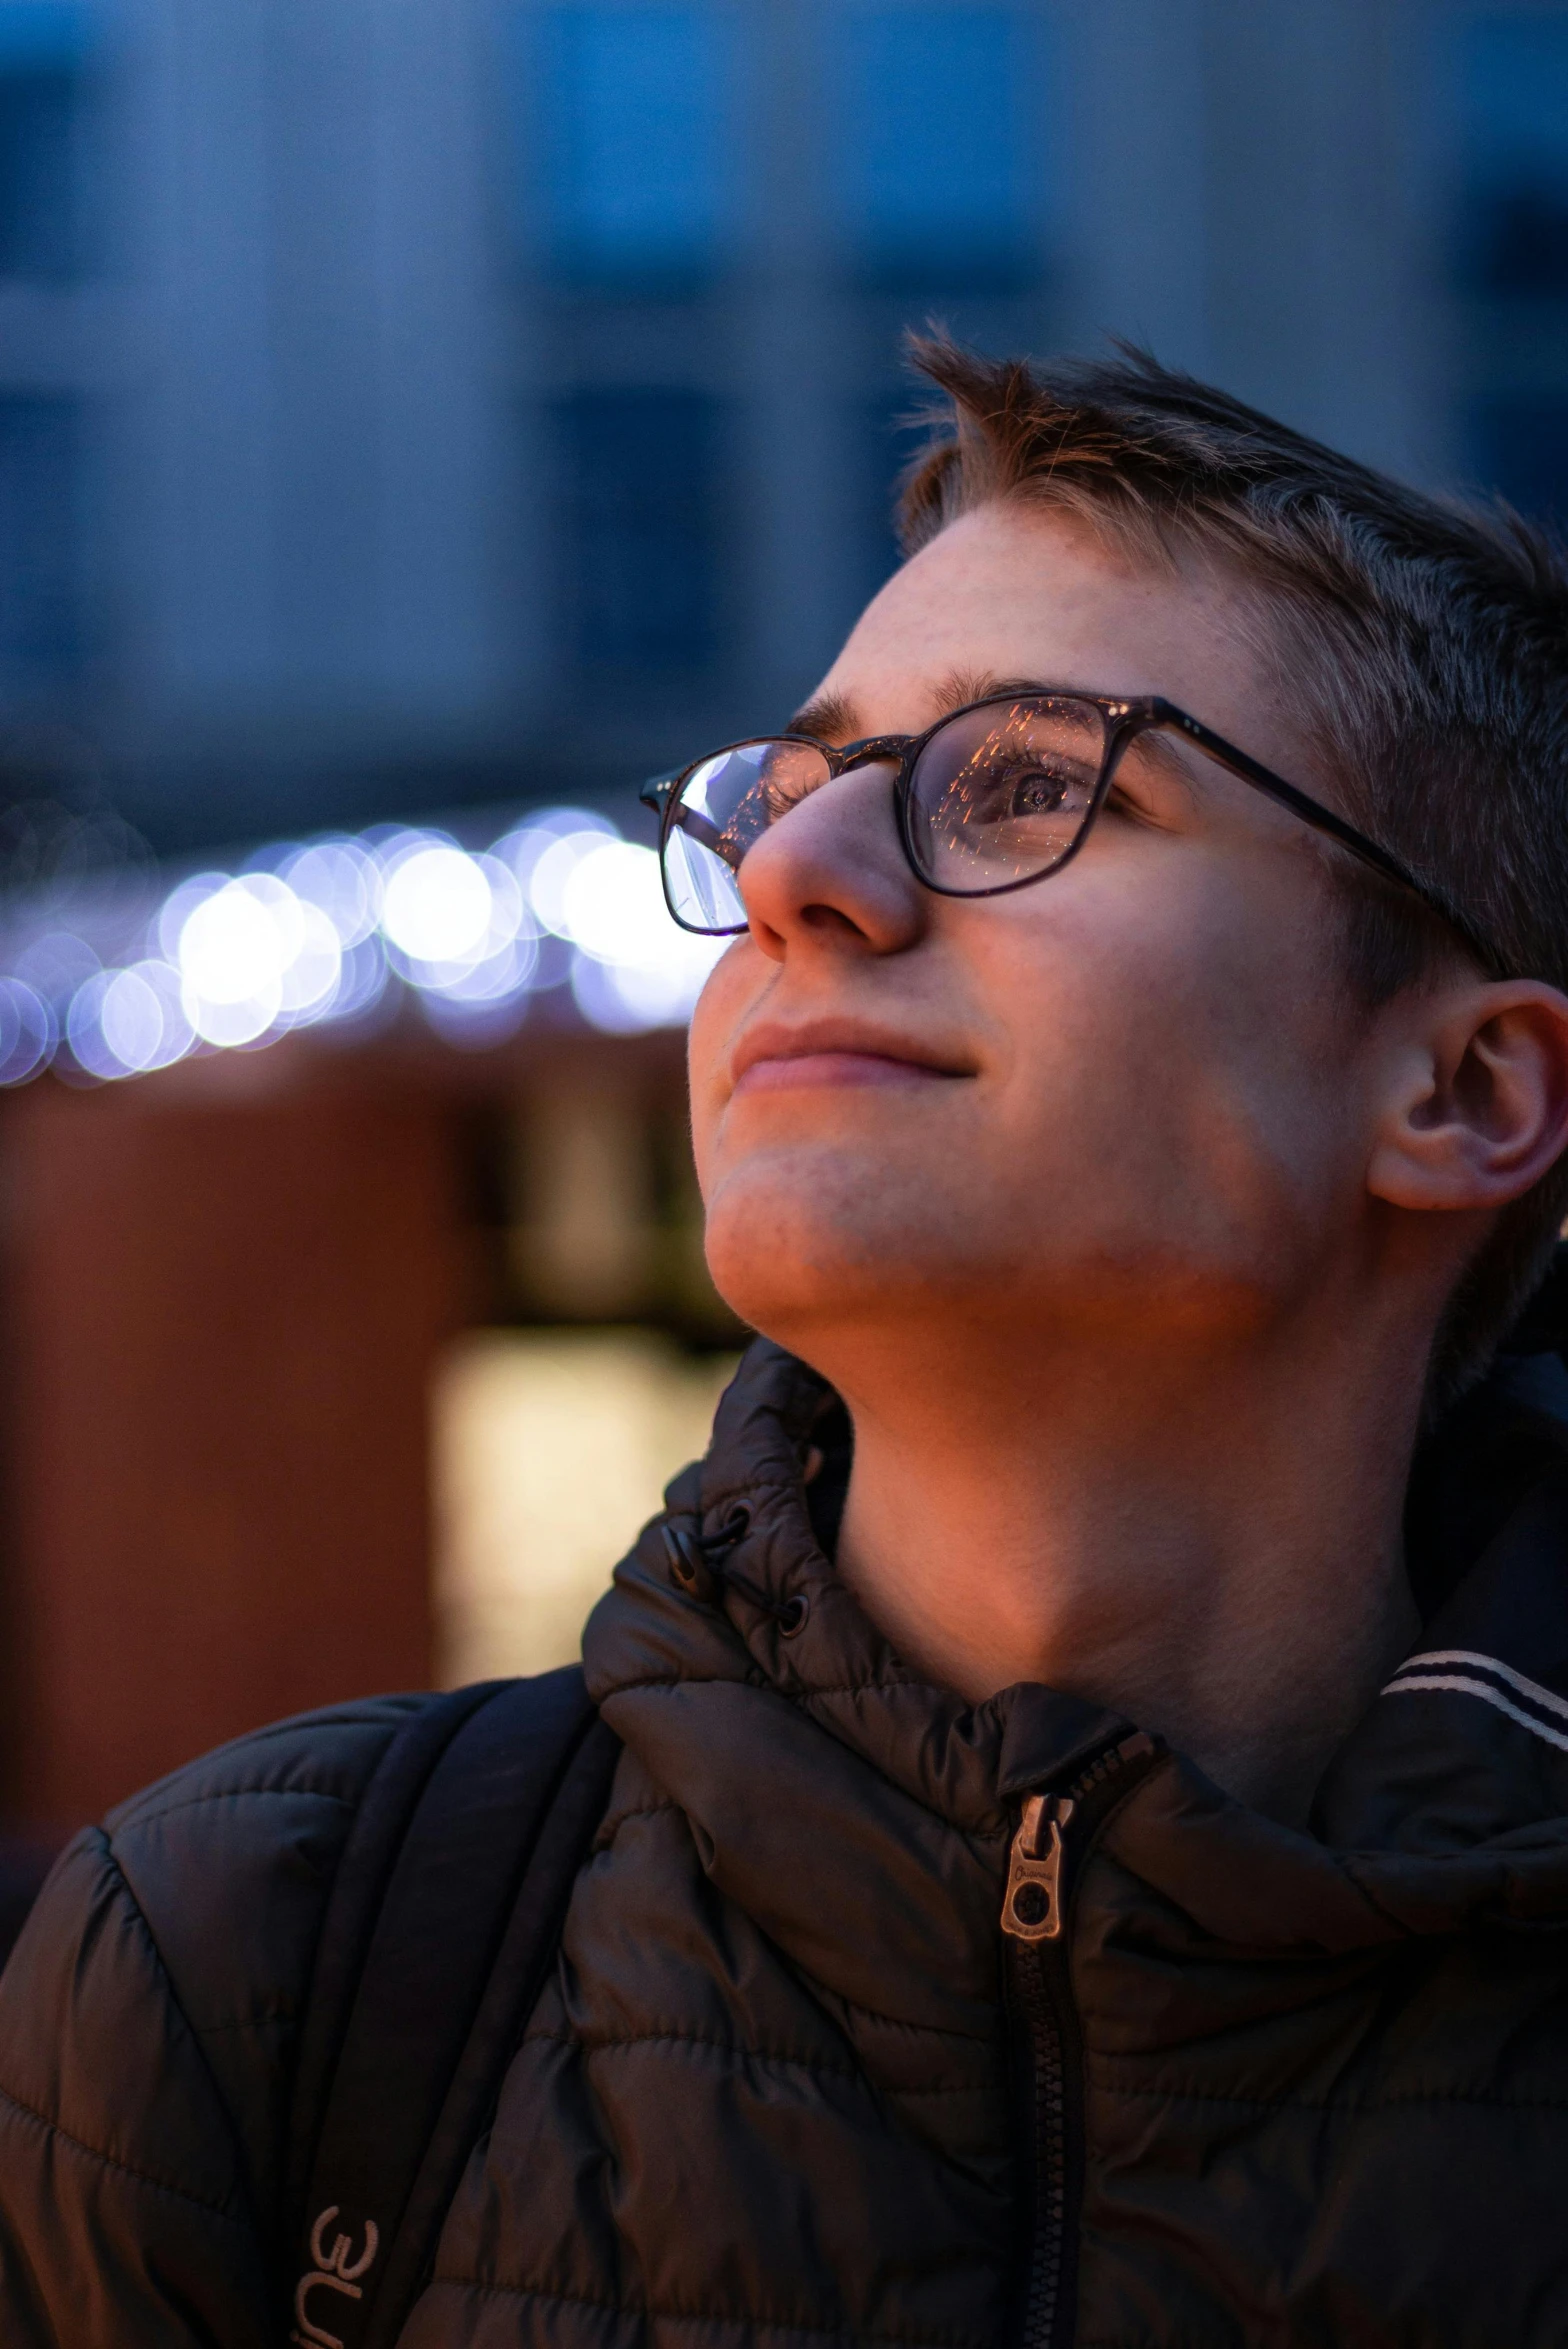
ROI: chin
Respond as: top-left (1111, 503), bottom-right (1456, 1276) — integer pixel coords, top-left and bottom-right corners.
top-left (700, 1146), bottom-right (1000, 1347)
top-left (701, 1137), bottom-right (1294, 1375)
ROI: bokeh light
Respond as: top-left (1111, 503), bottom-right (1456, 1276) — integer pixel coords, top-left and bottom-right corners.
top-left (279, 838), bottom-right (381, 947)
top-left (67, 964), bottom-right (190, 1080)
top-left (528, 822), bottom-right (623, 936)
top-left (178, 877), bottom-right (295, 1045)
top-left (0, 979), bottom-right (54, 1085)
top-left (0, 803), bottom-right (728, 1086)
top-left (380, 841), bottom-right (494, 965)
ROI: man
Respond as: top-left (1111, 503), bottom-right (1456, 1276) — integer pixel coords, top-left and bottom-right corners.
top-left (5, 339), bottom-right (1568, 2345)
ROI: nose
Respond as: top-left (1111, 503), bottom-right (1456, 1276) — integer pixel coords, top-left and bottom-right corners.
top-left (736, 760), bottom-right (928, 964)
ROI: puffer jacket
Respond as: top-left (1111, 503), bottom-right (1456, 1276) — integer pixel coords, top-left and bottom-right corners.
top-left (4, 1335), bottom-right (1568, 2346)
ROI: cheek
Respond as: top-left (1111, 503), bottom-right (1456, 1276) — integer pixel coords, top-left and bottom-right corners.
top-left (969, 866), bottom-right (1357, 1252)
top-left (962, 925), bottom-right (1186, 1224)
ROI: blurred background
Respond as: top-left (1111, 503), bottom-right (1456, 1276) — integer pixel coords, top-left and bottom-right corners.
top-left (0, 0), bottom-right (1561, 1913)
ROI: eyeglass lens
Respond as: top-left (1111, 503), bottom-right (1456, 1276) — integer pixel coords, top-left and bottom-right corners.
top-left (662, 696), bottom-right (1110, 935)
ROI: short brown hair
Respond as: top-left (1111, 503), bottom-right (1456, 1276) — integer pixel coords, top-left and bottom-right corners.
top-left (898, 336), bottom-right (1568, 1405)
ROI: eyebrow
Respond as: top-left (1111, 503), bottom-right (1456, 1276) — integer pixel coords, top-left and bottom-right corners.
top-left (783, 672), bottom-right (1060, 745)
top-left (929, 670), bottom-right (1055, 717)
top-left (783, 689), bottom-right (859, 744)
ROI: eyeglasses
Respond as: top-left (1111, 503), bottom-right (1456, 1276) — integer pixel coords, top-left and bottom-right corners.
top-left (639, 688), bottom-right (1507, 977)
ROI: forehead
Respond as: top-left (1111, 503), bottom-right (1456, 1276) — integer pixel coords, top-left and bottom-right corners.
top-left (811, 502), bottom-right (1280, 753)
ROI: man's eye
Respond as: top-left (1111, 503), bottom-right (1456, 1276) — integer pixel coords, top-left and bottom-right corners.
top-left (975, 754), bottom-right (1085, 818)
top-left (1005, 765), bottom-right (1071, 816)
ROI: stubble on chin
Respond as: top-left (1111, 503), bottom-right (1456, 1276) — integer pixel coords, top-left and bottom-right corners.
top-left (699, 1139), bottom-right (1009, 1345)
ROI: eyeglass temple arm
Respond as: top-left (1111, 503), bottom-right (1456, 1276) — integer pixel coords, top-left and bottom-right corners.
top-left (1157, 707), bottom-right (1509, 979)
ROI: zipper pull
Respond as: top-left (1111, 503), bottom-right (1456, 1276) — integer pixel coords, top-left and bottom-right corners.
top-left (1001, 1732), bottom-right (1160, 1945)
top-left (1002, 1793), bottom-right (1075, 1943)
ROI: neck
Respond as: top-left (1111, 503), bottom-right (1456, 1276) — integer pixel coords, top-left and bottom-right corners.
top-left (825, 1291), bottom-right (1426, 1827)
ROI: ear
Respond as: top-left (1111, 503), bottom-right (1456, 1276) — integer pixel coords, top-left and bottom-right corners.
top-left (1367, 980), bottom-right (1568, 1214)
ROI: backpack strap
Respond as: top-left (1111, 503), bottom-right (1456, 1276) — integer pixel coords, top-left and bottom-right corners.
top-left (281, 1666), bottom-right (620, 2349)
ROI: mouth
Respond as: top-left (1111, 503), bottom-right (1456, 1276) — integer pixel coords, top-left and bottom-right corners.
top-left (730, 1019), bottom-right (973, 1097)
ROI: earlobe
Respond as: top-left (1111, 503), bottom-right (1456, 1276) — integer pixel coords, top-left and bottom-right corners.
top-left (1366, 981), bottom-right (1568, 1215)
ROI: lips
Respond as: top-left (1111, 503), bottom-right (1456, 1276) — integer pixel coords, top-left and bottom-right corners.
top-left (730, 1019), bottom-right (972, 1095)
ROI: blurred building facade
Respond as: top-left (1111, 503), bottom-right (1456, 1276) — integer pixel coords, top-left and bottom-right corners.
top-left (0, 1015), bottom-right (739, 1833)
top-left (1, 0), bottom-right (1566, 856)
top-left (3, 0), bottom-right (1568, 1852)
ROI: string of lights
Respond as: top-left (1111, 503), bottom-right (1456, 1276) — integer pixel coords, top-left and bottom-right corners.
top-left (0, 805), bottom-right (724, 1085)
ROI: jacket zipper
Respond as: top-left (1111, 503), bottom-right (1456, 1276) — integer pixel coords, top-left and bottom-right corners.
top-left (1000, 1731), bottom-right (1159, 2349)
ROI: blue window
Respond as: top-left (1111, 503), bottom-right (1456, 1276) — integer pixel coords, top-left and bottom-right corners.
top-left (552, 389), bottom-right (723, 668)
top-left (835, 6), bottom-right (1038, 289)
top-left (525, 5), bottom-right (733, 288)
top-left (0, 2), bottom-right (94, 282)
top-left (1450, 15), bottom-right (1568, 297)
top-left (0, 395), bottom-right (85, 695)
top-left (1446, 17), bottom-right (1568, 521)
top-left (1468, 394), bottom-right (1568, 528)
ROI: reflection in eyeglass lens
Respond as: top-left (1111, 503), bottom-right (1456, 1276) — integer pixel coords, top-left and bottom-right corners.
top-left (676, 740), bottom-right (834, 873)
top-left (664, 739), bottom-right (835, 932)
top-left (910, 699), bottom-right (1104, 885)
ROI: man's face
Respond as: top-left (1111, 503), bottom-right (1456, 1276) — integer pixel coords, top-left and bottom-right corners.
top-left (688, 502), bottom-right (1387, 1371)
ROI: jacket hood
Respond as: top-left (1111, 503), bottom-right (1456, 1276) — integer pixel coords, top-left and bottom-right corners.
top-left (584, 1341), bottom-right (1127, 1834)
top-left (584, 1293), bottom-right (1568, 1964)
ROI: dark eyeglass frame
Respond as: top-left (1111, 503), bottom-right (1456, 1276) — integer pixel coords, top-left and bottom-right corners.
top-left (640, 688), bottom-right (1510, 978)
